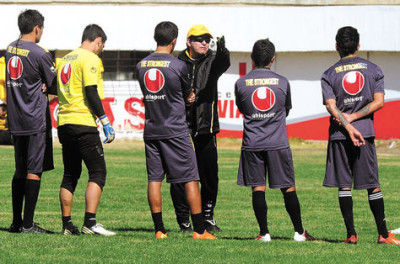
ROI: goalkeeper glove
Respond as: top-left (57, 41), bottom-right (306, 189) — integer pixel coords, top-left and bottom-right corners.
top-left (217, 36), bottom-right (226, 52)
top-left (100, 115), bottom-right (115, 143)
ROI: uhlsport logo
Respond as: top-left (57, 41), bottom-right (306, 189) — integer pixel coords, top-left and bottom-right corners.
top-left (60, 63), bottom-right (72, 85)
top-left (7, 56), bottom-right (23, 80)
top-left (342, 71), bottom-right (364, 95)
top-left (252, 87), bottom-right (276, 112)
top-left (144, 68), bottom-right (165, 93)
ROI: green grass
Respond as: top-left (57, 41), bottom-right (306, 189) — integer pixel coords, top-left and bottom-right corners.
top-left (0, 139), bottom-right (400, 263)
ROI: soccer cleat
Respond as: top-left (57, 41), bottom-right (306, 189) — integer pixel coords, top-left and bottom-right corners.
top-left (81, 223), bottom-right (116, 236)
top-left (155, 231), bottom-right (168, 239)
top-left (377, 234), bottom-right (400, 245)
top-left (21, 223), bottom-right (53, 234)
top-left (9, 223), bottom-right (22, 233)
top-left (390, 228), bottom-right (400, 235)
top-left (63, 225), bottom-right (80, 235)
top-left (204, 219), bottom-right (222, 232)
top-left (344, 235), bottom-right (358, 244)
top-left (193, 231), bottom-right (217, 240)
top-left (255, 233), bottom-right (271, 242)
top-left (179, 222), bottom-right (193, 233)
top-left (293, 230), bottom-right (315, 242)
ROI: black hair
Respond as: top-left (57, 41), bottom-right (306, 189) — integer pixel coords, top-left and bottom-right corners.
top-left (251, 39), bottom-right (275, 68)
top-left (336, 26), bottom-right (359, 58)
top-left (81, 24), bottom-right (107, 44)
top-left (18, 9), bottom-right (44, 35)
top-left (0, 103), bottom-right (7, 112)
top-left (154, 21), bottom-right (178, 46)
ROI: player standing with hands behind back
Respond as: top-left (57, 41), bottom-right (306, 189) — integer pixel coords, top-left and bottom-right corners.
top-left (235, 39), bottom-right (314, 242)
top-left (321, 26), bottom-right (400, 244)
top-left (56, 24), bottom-right (115, 236)
top-left (6, 9), bottom-right (56, 234)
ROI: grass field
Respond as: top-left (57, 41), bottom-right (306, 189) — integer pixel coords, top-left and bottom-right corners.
top-left (0, 138), bottom-right (399, 263)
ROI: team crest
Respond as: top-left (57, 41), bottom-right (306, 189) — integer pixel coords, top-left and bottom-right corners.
top-left (60, 63), bottom-right (72, 85)
top-left (7, 56), bottom-right (23, 80)
top-left (144, 68), bottom-right (165, 93)
top-left (342, 71), bottom-right (364, 95)
top-left (252, 87), bottom-right (276, 112)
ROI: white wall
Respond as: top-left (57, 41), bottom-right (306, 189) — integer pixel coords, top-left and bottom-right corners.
top-left (1, 4), bottom-right (400, 52)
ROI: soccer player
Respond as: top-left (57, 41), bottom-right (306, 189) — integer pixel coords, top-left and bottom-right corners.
top-left (57, 24), bottom-right (116, 236)
top-left (235, 39), bottom-right (314, 242)
top-left (170, 24), bottom-right (230, 233)
top-left (136, 21), bottom-right (215, 240)
top-left (5, 9), bottom-right (56, 234)
top-left (321, 26), bottom-right (400, 244)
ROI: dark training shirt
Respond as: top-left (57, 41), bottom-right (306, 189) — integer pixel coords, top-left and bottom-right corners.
top-left (137, 53), bottom-right (191, 139)
top-left (235, 68), bottom-right (292, 151)
top-left (321, 56), bottom-right (384, 140)
top-left (5, 39), bottom-right (56, 135)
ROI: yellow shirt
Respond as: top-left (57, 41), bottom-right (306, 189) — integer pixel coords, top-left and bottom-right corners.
top-left (0, 57), bottom-right (6, 102)
top-left (0, 115), bottom-right (7, 131)
top-left (57, 48), bottom-right (104, 127)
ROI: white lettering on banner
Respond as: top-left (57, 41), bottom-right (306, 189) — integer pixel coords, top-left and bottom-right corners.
top-left (49, 96), bottom-right (244, 139)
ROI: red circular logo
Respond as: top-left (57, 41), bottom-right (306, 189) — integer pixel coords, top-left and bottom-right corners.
top-left (60, 63), bottom-right (72, 85)
top-left (144, 68), bottom-right (165, 93)
top-left (342, 71), bottom-right (364, 95)
top-left (7, 56), bottom-right (23, 80)
top-left (252, 87), bottom-right (276, 112)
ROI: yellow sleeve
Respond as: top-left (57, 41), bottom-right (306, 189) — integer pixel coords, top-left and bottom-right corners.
top-left (97, 58), bottom-right (105, 100)
top-left (82, 54), bottom-right (100, 88)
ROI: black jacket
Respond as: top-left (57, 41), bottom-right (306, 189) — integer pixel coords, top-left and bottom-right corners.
top-left (178, 46), bottom-right (230, 135)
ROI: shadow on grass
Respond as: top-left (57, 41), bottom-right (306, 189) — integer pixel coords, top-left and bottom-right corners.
top-left (0, 226), bottom-right (56, 234)
top-left (115, 227), bottom-right (154, 232)
top-left (220, 235), bottom-right (343, 243)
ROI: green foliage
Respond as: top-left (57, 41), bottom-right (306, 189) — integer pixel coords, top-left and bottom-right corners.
top-left (0, 140), bottom-right (399, 263)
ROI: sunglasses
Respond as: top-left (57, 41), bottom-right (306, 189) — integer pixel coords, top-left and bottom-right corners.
top-left (190, 36), bottom-right (211, 44)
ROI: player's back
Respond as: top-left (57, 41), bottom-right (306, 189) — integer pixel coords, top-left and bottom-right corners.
top-left (235, 68), bottom-right (291, 151)
top-left (321, 56), bottom-right (384, 140)
top-left (5, 39), bottom-right (55, 135)
top-left (57, 48), bottom-right (103, 127)
top-left (137, 53), bottom-right (191, 139)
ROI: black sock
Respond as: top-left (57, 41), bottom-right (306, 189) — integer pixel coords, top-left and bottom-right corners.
top-left (23, 179), bottom-right (41, 229)
top-left (11, 177), bottom-right (26, 226)
top-left (283, 191), bottom-right (304, 234)
top-left (368, 190), bottom-right (388, 238)
top-left (151, 212), bottom-right (165, 233)
top-left (191, 213), bottom-right (206, 234)
top-left (62, 216), bottom-right (73, 228)
top-left (339, 190), bottom-right (356, 237)
top-left (84, 212), bottom-right (96, 228)
top-left (252, 191), bottom-right (269, 236)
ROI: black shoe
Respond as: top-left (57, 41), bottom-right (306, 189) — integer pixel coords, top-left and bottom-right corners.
top-left (179, 222), bottom-right (193, 233)
top-left (21, 223), bottom-right (54, 234)
top-left (9, 223), bottom-right (22, 233)
top-left (204, 220), bottom-right (222, 232)
top-left (63, 224), bottom-right (80, 235)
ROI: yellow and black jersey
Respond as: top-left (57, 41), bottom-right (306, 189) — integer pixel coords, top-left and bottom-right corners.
top-left (57, 48), bottom-right (104, 127)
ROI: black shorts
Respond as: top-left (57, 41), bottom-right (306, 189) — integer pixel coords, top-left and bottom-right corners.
top-left (237, 147), bottom-right (295, 188)
top-left (58, 124), bottom-right (106, 190)
top-left (13, 131), bottom-right (53, 177)
top-left (145, 134), bottom-right (199, 184)
top-left (323, 138), bottom-right (380, 190)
